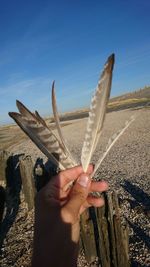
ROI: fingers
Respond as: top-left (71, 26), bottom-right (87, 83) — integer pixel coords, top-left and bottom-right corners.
top-left (87, 195), bottom-right (105, 207)
top-left (52, 164), bottom-right (94, 189)
top-left (79, 180), bottom-right (108, 215)
top-left (90, 180), bottom-right (109, 192)
top-left (62, 174), bottom-right (91, 223)
top-left (44, 169), bottom-right (108, 202)
top-left (86, 164), bottom-right (94, 175)
top-left (79, 196), bottom-right (105, 214)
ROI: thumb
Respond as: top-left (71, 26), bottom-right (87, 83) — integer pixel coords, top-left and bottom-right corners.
top-left (63, 174), bottom-right (91, 223)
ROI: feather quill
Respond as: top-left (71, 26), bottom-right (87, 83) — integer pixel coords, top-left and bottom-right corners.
top-left (51, 81), bottom-right (77, 165)
top-left (81, 54), bottom-right (115, 172)
top-left (9, 103), bottom-right (75, 170)
top-left (91, 116), bottom-right (135, 177)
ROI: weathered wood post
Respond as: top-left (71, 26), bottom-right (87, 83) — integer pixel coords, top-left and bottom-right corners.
top-left (0, 150), bottom-right (11, 182)
top-left (110, 192), bottom-right (130, 267)
top-left (96, 200), bottom-right (111, 267)
top-left (80, 209), bottom-right (98, 265)
top-left (81, 192), bottom-right (130, 267)
top-left (19, 155), bottom-right (36, 210)
top-left (0, 150), bottom-right (22, 241)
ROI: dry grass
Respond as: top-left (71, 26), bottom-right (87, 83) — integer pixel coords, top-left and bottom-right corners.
top-left (0, 125), bottom-right (27, 151)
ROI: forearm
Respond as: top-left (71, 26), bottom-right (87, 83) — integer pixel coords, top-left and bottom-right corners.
top-left (31, 208), bottom-right (80, 267)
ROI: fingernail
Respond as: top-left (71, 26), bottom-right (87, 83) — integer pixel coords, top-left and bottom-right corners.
top-left (77, 175), bottom-right (89, 188)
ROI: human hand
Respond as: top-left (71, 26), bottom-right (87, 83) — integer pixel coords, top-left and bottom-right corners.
top-left (35, 164), bottom-right (108, 224)
top-left (32, 165), bottom-right (108, 267)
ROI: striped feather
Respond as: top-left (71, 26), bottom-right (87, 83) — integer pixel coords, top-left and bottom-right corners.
top-left (9, 104), bottom-right (75, 170)
top-left (17, 100), bottom-right (48, 128)
top-left (16, 100), bottom-right (37, 121)
top-left (81, 54), bottom-right (115, 172)
top-left (35, 110), bottom-right (48, 128)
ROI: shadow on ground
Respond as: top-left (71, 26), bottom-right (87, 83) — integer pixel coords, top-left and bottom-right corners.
top-left (122, 180), bottom-right (150, 213)
top-left (122, 180), bottom-right (150, 266)
top-left (131, 260), bottom-right (148, 267)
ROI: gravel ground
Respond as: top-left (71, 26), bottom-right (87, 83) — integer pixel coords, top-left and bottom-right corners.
top-left (0, 107), bottom-right (150, 267)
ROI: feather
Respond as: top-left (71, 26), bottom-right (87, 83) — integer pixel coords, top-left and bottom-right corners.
top-left (16, 100), bottom-right (37, 120)
top-left (91, 116), bottom-right (135, 177)
top-left (9, 103), bottom-right (75, 170)
top-left (35, 110), bottom-right (48, 128)
top-left (17, 100), bottom-right (48, 128)
top-left (81, 54), bottom-right (115, 172)
top-left (51, 81), bottom-right (77, 165)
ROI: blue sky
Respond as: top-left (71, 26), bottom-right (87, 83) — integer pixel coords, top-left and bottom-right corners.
top-left (0, 0), bottom-right (150, 124)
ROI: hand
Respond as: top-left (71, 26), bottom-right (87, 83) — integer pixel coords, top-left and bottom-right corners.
top-left (32, 165), bottom-right (108, 267)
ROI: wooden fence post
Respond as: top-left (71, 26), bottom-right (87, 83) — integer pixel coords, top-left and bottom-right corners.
top-left (81, 192), bottom-right (130, 267)
top-left (96, 201), bottom-right (111, 267)
top-left (19, 155), bottom-right (36, 210)
top-left (80, 208), bottom-right (98, 265)
top-left (111, 192), bottom-right (130, 267)
top-left (0, 150), bottom-right (11, 182)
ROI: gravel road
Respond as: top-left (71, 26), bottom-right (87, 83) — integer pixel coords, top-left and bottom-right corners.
top-left (0, 107), bottom-right (150, 267)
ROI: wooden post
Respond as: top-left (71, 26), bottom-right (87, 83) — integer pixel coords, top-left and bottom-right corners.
top-left (0, 185), bottom-right (5, 223)
top-left (0, 150), bottom-right (11, 182)
top-left (80, 208), bottom-right (98, 265)
top-left (112, 193), bottom-right (130, 267)
top-left (96, 201), bottom-right (111, 267)
top-left (81, 192), bottom-right (130, 267)
top-left (19, 155), bottom-right (36, 210)
top-left (106, 192), bottom-right (118, 267)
